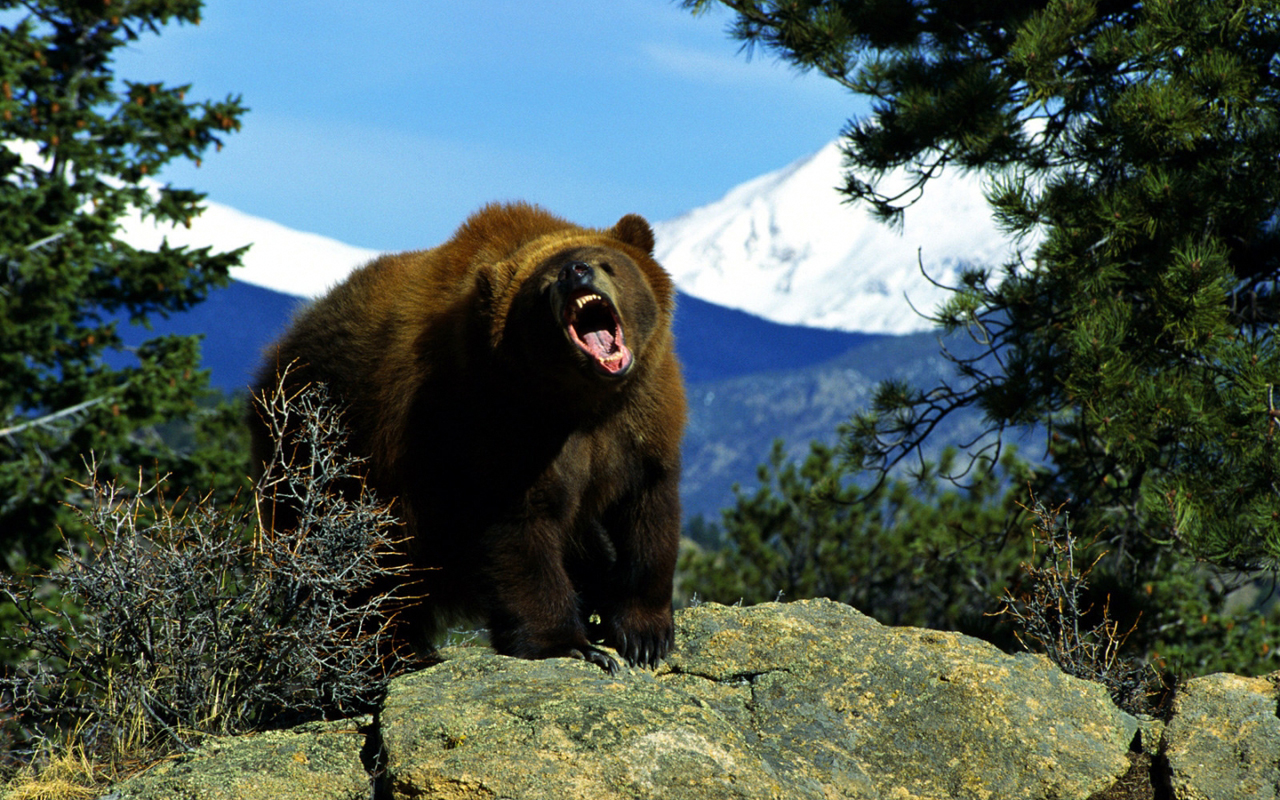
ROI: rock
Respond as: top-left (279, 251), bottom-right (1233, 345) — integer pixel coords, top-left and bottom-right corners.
top-left (109, 599), bottom-right (1280, 800)
top-left (1163, 672), bottom-right (1280, 800)
top-left (660, 599), bottom-right (1136, 799)
top-left (379, 651), bottom-right (778, 800)
top-left (108, 718), bottom-right (372, 800)
top-left (378, 599), bottom-right (1136, 799)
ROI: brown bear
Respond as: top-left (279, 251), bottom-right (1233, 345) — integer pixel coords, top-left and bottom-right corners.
top-left (249, 202), bottom-right (685, 674)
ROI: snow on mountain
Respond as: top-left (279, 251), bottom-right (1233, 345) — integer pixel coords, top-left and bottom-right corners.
top-left (653, 140), bottom-right (1017, 335)
top-left (0, 138), bottom-right (377, 298)
top-left (120, 200), bottom-right (381, 299)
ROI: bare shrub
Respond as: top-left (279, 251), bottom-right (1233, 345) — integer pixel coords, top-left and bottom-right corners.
top-left (993, 496), bottom-right (1159, 715)
top-left (0, 374), bottom-right (410, 778)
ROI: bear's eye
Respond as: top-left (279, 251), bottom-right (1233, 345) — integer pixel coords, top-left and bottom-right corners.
top-left (597, 262), bottom-right (615, 276)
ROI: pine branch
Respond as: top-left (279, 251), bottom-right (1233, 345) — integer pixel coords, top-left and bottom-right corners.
top-left (0, 391), bottom-right (120, 439)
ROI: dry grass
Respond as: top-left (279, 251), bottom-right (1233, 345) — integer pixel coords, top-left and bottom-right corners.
top-left (1, 727), bottom-right (134, 800)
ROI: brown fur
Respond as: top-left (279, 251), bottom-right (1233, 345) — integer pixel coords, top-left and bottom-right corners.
top-left (250, 202), bottom-right (685, 673)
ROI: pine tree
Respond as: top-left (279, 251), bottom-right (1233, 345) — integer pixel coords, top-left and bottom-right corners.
top-left (0, 0), bottom-right (249, 572)
top-left (684, 0), bottom-right (1280, 568)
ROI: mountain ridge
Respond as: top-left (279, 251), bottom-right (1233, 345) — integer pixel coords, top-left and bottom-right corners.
top-left (120, 280), bottom-right (882, 393)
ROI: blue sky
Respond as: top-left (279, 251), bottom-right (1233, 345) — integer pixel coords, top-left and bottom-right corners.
top-left (109, 0), bottom-right (862, 252)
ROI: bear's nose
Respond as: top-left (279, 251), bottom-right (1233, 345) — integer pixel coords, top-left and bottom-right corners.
top-left (559, 261), bottom-right (594, 287)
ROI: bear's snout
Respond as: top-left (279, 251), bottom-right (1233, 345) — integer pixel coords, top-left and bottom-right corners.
top-left (558, 260), bottom-right (595, 289)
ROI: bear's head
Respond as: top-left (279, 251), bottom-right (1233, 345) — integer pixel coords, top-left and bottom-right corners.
top-left (472, 208), bottom-right (674, 393)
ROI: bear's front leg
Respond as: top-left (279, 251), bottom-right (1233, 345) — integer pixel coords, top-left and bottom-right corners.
top-left (595, 471), bottom-right (680, 669)
top-left (484, 517), bottom-right (622, 674)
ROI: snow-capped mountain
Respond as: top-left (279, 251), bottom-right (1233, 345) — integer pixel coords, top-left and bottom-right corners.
top-left (653, 140), bottom-right (1015, 334)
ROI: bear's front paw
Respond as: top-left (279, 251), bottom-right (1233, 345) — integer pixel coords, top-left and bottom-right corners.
top-left (491, 618), bottom-right (623, 674)
top-left (607, 608), bottom-right (674, 669)
top-left (561, 643), bottom-right (621, 675)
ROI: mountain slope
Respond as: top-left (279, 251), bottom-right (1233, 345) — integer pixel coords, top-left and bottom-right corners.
top-left (680, 330), bottom-right (1019, 518)
top-left (671, 293), bottom-right (876, 384)
top-left (112, 280), bottom-right (304, 391)
top-left (119, 192), bottom-right (381, 299)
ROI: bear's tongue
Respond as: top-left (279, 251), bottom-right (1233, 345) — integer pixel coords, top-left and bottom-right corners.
top-left (570, 299), bottom-right (632, 374)
top-left (577, 322), bottom-right (631, 374)
top-left (582, 328), bottom-right (617, 353)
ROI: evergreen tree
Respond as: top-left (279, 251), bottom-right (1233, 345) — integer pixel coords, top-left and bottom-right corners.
top-left (684, 0), bottom-right (1280, 568)
top-left (681, 441), bottom-right (1035, 640)
top-left (0, 0), bottom-right (249, 573)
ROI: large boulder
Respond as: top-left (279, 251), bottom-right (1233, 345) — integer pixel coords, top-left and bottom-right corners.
top-left (378, 599), bottom-right (1134, 799)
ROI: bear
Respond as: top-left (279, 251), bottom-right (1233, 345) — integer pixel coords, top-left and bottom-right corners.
top-left (249, 202), bottom-right (685, 674)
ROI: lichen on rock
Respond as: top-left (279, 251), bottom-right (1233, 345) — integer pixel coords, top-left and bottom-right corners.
top-left (109, 718), bottom-right (373, 800)
top-left (1163, 671), bottom-right (1280, 800)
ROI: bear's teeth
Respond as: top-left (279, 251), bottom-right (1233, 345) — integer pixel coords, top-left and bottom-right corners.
top-left (575, 294), bottom-right (602, 309)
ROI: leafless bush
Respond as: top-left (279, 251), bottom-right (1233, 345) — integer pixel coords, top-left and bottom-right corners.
top-left (993, 496), bottom-right (1158, 715)
top-left (0, 374), bottom-right (411, 775)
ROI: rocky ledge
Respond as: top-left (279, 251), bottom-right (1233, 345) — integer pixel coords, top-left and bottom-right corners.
top-left (106, 599), bottom-right (1280, 800)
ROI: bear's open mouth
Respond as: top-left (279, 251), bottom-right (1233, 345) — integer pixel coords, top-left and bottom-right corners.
top-left (564, 290), bottom-right (633, 376)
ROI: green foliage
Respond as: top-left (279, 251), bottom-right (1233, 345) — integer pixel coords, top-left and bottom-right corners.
top-left (0, 0), bottom-right (249, 573)
top-left (1140, 566), bottom-right (1280, 677)
top-left (684, 0), bottom-right (1280, 568)
top-left (681, 440), bottom-right (1035, 639)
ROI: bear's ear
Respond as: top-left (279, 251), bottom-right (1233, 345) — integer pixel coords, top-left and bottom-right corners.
top-left (609, 214), bottom-right (655, 256)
